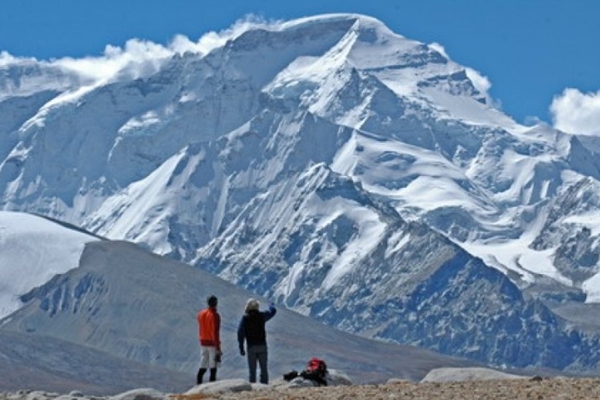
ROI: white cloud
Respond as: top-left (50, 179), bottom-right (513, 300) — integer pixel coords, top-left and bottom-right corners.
top-left (428, 42), bottom-right (449, 59)
top-left (428, 43), bottom-right (494, 104)
top-left (0, 13), bottom-right (285, 105)
top-left (53, 39), bottom-right (174, 83)
top-left (0, 13), bottom-right (285, 88)
top-left (193, 13), bottom-right (284, 54)
top-left (0, 51), bottom-right (33, 66)
top-left (465, 67), bottom-right (491, 98)
top-left (551, 88), bottom-right (600, 136)
top-left (170, 34), bottom-right (212, 55)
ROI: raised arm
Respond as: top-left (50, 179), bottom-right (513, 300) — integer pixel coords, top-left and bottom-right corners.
top-left (264, 303), bottom-right (277, 322)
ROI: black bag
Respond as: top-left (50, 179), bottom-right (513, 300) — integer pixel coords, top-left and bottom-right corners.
top-left (283, 370), bottom-right (299, 381)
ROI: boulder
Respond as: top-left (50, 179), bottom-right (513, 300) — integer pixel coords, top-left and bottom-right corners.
top-left (184, 379), bottom-right (252, 395)
top-left (108, 388), bottom-right (169, 400)
top-left (421, 367), bottom-right (527, 383)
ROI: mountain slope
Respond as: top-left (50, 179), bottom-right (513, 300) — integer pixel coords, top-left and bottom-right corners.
top-left (0, 330), bottom-right (191, 395)
top-left (1, 238), bottom-right (480, 385)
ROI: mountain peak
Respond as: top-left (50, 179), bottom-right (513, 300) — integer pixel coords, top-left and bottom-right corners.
top-left (227, 13), bottom-right (488, 126)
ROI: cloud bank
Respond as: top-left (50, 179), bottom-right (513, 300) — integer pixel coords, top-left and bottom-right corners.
top-left (551, 88), bottom-right (600, 136)
top-left (0, 14), bottom-right (278, 90)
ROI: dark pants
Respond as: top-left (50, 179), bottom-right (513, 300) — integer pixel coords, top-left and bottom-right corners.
top-left (196, 368), bottom-right (217, 385)
top-left (247, 344), bottom-right (268, 384)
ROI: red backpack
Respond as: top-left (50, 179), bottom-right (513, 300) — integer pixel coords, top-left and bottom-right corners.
top-left (301, 357), bottom-right (328, 386)
top-left (306, 357), bottom-right (327, 374)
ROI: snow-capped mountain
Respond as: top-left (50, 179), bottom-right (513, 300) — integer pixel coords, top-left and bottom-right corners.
top-left (2, 14), bottom-right (600, 371)
top-left (0, 211), bottom-right (99, 318)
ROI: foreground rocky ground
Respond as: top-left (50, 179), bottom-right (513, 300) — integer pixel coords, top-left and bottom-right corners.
top-left (3, 378), bottom-right (600, 400)
top-left (201, 377), bottom-right (600, 399)
top-left (3, 368), bottom-right (600, 400)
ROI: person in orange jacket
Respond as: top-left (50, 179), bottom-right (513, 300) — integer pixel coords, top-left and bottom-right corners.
top-left (196, 295), bottom-right (222, 384)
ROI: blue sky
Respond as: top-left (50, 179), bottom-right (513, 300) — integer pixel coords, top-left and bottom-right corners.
top-left (1, 0), bottom-right (599, 133)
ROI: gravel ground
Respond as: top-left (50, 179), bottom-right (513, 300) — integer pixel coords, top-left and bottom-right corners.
top-left (4, 377), bottom-right (600, 400)
top-left (181, 377), bottom-right (600, 400)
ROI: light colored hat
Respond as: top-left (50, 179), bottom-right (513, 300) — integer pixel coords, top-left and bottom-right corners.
top-left (246, 298), bottom-right (260, 312)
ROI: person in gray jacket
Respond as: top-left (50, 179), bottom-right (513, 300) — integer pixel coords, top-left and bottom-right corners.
top-left (237, 298), bottom-right (277, 384)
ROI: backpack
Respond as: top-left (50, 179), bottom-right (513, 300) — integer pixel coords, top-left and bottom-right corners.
top-left (300, 357), bottom-right (328, 386)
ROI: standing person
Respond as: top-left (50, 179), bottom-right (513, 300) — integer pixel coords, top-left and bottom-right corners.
top-left (237, 298), bottom-right (277, 384)
top-left (196, 295), bottom-right (221, 385)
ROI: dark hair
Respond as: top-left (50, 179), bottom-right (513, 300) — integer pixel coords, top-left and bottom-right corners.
top-left (207, 295), bottom-right (218, 307)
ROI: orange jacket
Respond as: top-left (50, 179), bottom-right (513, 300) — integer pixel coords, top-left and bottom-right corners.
top-left (198, 307), bottom-right (221, 351)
